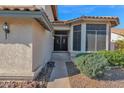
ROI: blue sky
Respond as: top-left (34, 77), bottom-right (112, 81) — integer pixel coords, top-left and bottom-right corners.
top-left (58, 5), bottom-right (124, 28)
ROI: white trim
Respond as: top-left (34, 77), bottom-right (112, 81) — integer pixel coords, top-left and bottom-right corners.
top-left (72, 24), bottom-right (82, 52)
top-left (68, 22), bottom-right (111, 56)
top-left (69, 25), bottom-right (73, 52)
top-left (95, 31), bottom-right (97, 51)
top-left (81, 23), bottom-right (86, 52)
top-left (106, 23), bottom-right (110, 50)
top-left (85, 24), bottom-right (107, 51)
top-left (68, 31), bottom-right (70, 52)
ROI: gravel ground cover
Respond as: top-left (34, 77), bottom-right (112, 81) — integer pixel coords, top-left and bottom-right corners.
top-left (0, 81), bottom-right (42, 88)
top-left (66, 62), bottom-right (124, 88)
top-left (0, 62), bottom-right (54, 88)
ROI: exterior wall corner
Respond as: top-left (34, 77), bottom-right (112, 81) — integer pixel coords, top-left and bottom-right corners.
top-left (81, 23), bottom-right (86, 52)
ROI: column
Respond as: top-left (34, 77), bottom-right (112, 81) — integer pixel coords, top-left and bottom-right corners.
top-left (106, 23), bottom-right (110, 50)
top-left (81, 23), bottom-right (86, 52)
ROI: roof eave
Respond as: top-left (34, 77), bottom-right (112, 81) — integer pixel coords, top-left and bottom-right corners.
top-left (39, 8), bottom-right (53, 31)
top-left (51, 5), bottom-right (58, 21)
top-left (0, 9), bottom-right (53, 31)
top-left (67, 18), bottom-right (119, 26)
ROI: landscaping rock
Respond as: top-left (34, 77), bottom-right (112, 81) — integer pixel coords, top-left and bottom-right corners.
top-left (66, 62), bottom-right (124, 88)
top-left (0, 62), bottom-right (54, 88)
top-left (0, 81), bottom-right (44, 88)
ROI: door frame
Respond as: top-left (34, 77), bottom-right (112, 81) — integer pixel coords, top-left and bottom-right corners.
top-left (54, 33), bottom-right (68, 51)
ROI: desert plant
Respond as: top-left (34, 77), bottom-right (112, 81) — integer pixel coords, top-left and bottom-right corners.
top-left (97, 50), bottom-right (124, 67)
top-left (114, 40), bottom-right (124, 50)
top-left (76, 53), bottom-right (92, 57)
top-left (75, 53), bottom-right (109, 78)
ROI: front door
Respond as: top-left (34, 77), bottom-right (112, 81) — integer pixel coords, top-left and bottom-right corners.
top-left (54, 35), bottom-right (68, 51)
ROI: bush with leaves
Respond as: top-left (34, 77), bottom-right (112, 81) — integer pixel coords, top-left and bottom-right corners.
top-left (76, 53), bottom-right (92, 57)
top-left (75, 53), bottom-right (109, 78)
top-left (97, 50), bottom-right (124, 67)
top-left (114, 40), bottom-right (124, 50)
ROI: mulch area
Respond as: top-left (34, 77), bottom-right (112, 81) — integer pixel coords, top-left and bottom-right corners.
top-left (66, 62), bottom-right (124, 88)
top-left (0, 62), bottom-right (54, 88)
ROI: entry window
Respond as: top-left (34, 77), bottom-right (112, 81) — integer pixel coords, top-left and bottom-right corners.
top-left (54, 31), bottom-right (68, 51)
top-left (73, 25), bottom-right (81, 51)
top-left (54, 31), bottom-right (68, 35)
top-left (86, 24), bottom-right (106, 51)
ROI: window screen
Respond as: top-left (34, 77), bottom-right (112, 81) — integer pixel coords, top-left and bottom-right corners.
top-left (86, 24), bottom-right (106, 51)
top-left (86, 31), bottom-right (96, 51)
top-left (73, 25), bottom-right (81, 51)
top-left (97, 31), bottom-right (106, 50)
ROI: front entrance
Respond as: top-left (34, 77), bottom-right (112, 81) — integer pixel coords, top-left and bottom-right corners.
top-left (54, 31), bottom-right (68, 51)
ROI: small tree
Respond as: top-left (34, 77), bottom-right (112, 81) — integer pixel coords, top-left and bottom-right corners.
top-left (114, 40), bottom-right (124, 50)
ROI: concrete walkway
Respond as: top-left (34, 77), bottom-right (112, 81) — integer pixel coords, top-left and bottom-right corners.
top-left (47, 52), bottom-right (71, 88)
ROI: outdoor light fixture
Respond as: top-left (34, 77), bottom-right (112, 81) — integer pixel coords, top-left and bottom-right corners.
top-left (3, 22), bottom-right (10, 39)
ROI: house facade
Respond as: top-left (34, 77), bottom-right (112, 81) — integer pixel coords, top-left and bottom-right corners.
top-left (111, 28), bottom-right (124, 41)
top-left (52, 16), bottom-right (119, 56)
top-left (111, 28), bottom-right (124, 50)
top-left (0, 5), bottom-right (120, 79)
top-left (0, 5), bottom-right (57, 79)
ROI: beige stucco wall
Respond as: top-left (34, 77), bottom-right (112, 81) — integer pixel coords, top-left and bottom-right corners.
top-left (35, 5), bottom-right (55, 22)
top-left (0, 17), bottom-right (53, 79)
top-left (111, 33), bottom-right (124, 50)
top-left (32, 19), bottom-right (53, 72)
top-left (53, 24), bottom-right (70, 31)
top-left (0, 17), bottom-right (33, 77)
top-left (111, 33), bottom-right (124, 41)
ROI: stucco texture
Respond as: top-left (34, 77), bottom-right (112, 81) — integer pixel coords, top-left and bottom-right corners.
top-left (32, 19), bottom-right (53, 73)
top-left (0, 17), bottom-right (53, 79)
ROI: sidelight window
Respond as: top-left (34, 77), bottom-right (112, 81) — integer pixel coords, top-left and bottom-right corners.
top-left (73, 25), bottom-right (81, 51)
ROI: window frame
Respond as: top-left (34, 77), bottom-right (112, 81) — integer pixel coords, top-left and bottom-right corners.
top-left (86, 24), bottom-right (107, 52)
top-left (73, 24), bottom-right (81, 51)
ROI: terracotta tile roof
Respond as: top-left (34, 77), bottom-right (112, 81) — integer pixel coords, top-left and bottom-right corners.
top-left (111, 28), bottom-right (124, 36)
top-left (67, 16), bottom-right (118, 21)
top-left (0, 5), bottom-right (58, 21)
top-left (52, 20), bottom-right (68, 24)
top-left (53, 16), bottom-right (119, 27)
top-left (0, 5), bottom-right (40, 11)
top-left (71, 16), bottom-right (118, 20)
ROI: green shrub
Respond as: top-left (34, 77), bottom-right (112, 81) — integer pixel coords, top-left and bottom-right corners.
top-left (114, 40), bottom-right (124, 50)
top-left (97, 50), bottom-right (124, 67)
top-left (75, 53), bottom-right (109, 78)
top-left (76, 53), bottom-right (92, 57)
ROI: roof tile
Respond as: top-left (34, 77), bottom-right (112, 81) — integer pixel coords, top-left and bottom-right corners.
top-left (111, 28), bottom-right (124, 36)
top-left (0, 5), bottom-right (40, 11)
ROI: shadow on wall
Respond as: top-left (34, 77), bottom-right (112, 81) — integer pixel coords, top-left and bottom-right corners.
top-left (0, 27), bottom-right (32, 47)
top-left (0, 17), bottom-right (33, 46)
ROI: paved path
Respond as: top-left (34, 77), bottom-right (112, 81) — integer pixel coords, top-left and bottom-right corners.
top-left (47, 52), bottom-right (71, 88)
